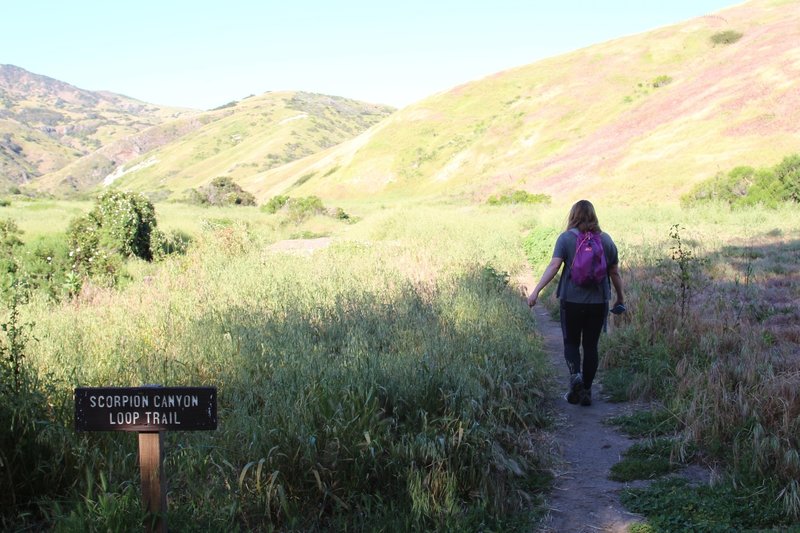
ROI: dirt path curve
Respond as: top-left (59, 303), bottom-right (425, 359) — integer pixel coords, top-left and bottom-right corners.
top-left (531, 304), bottom-right (645, 533)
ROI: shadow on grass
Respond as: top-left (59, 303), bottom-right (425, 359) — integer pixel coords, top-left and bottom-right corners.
top-left (600, 233), bottom-right (800, 529)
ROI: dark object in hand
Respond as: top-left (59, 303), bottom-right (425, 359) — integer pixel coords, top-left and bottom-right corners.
top-left (610, 303), bottom-right (626, 315)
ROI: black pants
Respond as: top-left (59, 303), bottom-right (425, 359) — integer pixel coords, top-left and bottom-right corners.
top-left (560, 301), bottom-right (607, 389)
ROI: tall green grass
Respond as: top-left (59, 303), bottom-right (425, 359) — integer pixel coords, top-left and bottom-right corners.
top-left (6, 199), bottom-right (800, 529)
top-left (6, 204), bottom-right (554, 530)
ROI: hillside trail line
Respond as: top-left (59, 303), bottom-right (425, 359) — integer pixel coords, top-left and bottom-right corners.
top-left (524, 293), bottom-right (645, 532)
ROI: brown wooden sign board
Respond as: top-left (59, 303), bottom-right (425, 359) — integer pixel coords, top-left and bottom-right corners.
top-left (75, 386), bottom-right (217, 432)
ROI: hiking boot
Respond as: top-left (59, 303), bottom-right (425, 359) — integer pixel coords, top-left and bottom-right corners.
top-left (580, 388), bottom-right (592, 406)
top-left (565, 373), bottom-right (583, 404)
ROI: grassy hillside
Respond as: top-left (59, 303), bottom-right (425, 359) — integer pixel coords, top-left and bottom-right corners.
top-left (30, 113), bottom-right (227, 196)
top-left (0, 64), bottom-right (193, 190)
top-left (251, 0), bottom-right (800, 204)
top-left (91, 92), bottom-right (394, 201)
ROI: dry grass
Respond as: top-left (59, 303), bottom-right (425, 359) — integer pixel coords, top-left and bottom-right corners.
top-left (599, 204), bottom-right (800, 518)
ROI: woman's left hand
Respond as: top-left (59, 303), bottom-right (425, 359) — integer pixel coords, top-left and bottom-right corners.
top-left (527, 292), bottom-right (538, 307)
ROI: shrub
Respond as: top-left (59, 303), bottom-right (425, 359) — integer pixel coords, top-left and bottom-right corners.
top-left (331, 207), bottom-right (351, 221)
top-left (185, 188), bottom-right (210, 206)
top-left (16, 235), bottom-right (75, 301)
top-left (96, 190), bottom-right (159, 260)
top-left (188, 177), bottom-right (257, 207)
top-left (292, 172), bottom-right (316, 188)
top-left (212, 100), bottom-right (238, 111)
top-left (487, 190), bottom-right (551, 206)
top-left (711, 30), bottom-right (743, 45)
top-left (151, 229), bottom-right (192, 258)
top-left (773, 153), bottom-right (800, 202)
top-left (0, 219), bottom-right (23, 276)
top-left (2, 221), bottom-right (79, 301)
top-left (652, 75), bottom-right (673, 88)
top-left (67, 191), bottom-right (161, 283)
top-left (0, 281), bottom-right (69, 523)
top-left (682, 154), bottom-right (800, 208)
top-left (0, 198), bottom-right (10, 207)
top-left (264, 196), bottom-right (356, 224)
top-left (286, 195), bottom-right (325, 222)
top-left (262, 195), bottom-right (289, 214)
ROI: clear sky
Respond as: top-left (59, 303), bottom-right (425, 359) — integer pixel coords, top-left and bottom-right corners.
top-left (2, 0), bottom-right (738, 110)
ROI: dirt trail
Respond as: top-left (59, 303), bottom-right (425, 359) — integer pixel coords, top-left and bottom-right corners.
top-left (531, 304), bottom-right (645, 533)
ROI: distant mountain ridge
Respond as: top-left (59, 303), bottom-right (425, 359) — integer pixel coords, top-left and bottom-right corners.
top-left (0, 64), bottom-right (193, 188)
top-left (1, 64), bottom-right (394, 198)
top-left (35, 91), bottom-right (395, 200)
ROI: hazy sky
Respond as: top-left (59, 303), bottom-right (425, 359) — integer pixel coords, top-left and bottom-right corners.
top-left (2, 0), bottom-right (737, 110)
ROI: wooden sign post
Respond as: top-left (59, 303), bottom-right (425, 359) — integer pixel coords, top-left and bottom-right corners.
top-left (75, 386), bottom-right (217, 532)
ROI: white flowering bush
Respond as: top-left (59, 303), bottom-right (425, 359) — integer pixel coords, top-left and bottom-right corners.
top-left (67, 191), bottom-right (161, 283)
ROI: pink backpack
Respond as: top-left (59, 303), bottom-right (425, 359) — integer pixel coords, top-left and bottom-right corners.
top-left (570, 229), bottom-right (607, 287)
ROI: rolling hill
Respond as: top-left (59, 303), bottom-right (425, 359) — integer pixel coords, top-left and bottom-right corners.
top-left (13, 0), bottom-right (800, 205)
top-left (28, 112), bottom-right (224, 195)
top-left (7, 67), bottom-right (392, 199)
top-left (242, 0), bottom-right (800, 204)
top-left (0, 64), bottom-right (193, 190)
top-left (88, 91), bottom-right (394, 201)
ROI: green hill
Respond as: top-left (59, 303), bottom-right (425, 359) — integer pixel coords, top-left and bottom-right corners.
top-left (39, 91), bottom-right (394, 201)
top-left (0, 64), bottom-right (193, 191)
top-left (12, 0), bottom-right (800, 205)
top-left (30, 113), bottom-right (226, 195)
top-left (249, 0), bottom-right (800, 205)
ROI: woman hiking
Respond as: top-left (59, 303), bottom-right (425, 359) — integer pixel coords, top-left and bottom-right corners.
top-left (527, 200), bottom-right (625, 406)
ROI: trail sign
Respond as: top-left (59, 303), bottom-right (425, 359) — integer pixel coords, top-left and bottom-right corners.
top-left (75, 386), bottom-right (217, 432)
top-left (74, 385), bottom-right (217, 532)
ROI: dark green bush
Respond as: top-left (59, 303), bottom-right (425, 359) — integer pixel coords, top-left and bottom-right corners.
top-left (263, 195), bottom-right (326, 222)
top-left (152, 229), bottom-right (192, 258)
top-left (1, 282), bottom-right (70, 524)
top-left (286, 195), bottom-right (325, 222)
top-left (94, 190), bottom-right (159, 260)
top-left (0, 219), bottom-right (23, 277)
top-left (487, 190), bottom-right (551, 206)
top-left (264, 196), bottom-right (356, 224)
top-left (212, 100), bottom-right (238, 110)
top-left (773, 153), bottom-right (800, 202)
top-left (262, 195), bottom-right (289, 214)
top-left (1, 220), bottom-right (81, 300)
top-left (332, 207), bottom-right (351, 221)
top-left (188, 177), bottom-right (256, 207)
top-left (67, 191), bottom-right (160, 284)
top-left (711, 30), bottom-right (743, 45)
top-left (185, 188), bottom-right (210, 205)
top-left (652, 75), bottom-right (673, 88)
top-left (682, 154), bottom-right (800, 208)
top-left (16, 235), bottom-right (75, 300)
top-left (292, 172), bottom-right (316, 188)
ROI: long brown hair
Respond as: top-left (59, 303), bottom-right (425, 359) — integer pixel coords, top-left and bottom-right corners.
top-left (566, 199), bottom-right (602, 233)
